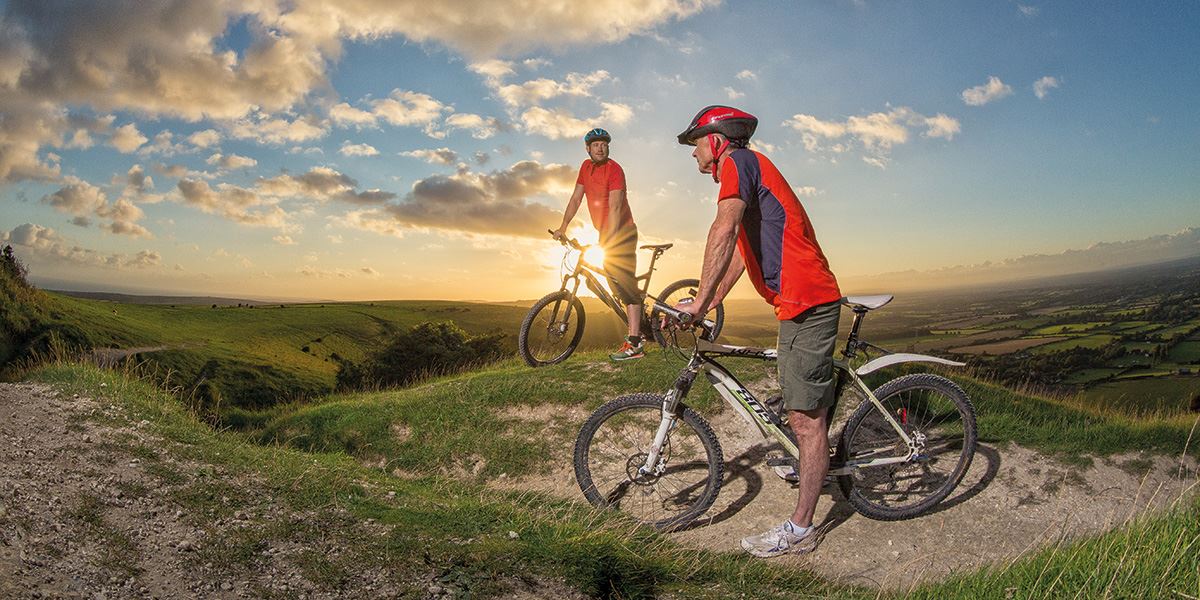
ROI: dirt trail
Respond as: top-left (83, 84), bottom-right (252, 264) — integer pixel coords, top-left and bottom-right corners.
top-left (0, 382), bottom-right (579, 599)
top-left (498, 404), bottom-right (1199, 591)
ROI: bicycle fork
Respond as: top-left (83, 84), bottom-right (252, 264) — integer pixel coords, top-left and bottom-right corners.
top-left (637, 363), bottom-right (700, 478)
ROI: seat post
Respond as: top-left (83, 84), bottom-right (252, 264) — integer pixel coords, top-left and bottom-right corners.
top-left (843, 307), bottom-right (868, 358)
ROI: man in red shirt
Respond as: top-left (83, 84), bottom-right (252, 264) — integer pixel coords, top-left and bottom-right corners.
top-left (551, 128), bottom-right (645, 361)
top-left (675, 106), bottom-right (842, 557)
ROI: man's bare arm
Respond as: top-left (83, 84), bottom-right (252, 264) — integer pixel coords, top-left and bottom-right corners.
top-left (692, 197), bottom-right (747, 312)
top-left (553, 184), bottom-right (586, 238)
top-left (605, 188), bottom-right (626, 240)
top-left (706, 248), bottom-right (744, 313)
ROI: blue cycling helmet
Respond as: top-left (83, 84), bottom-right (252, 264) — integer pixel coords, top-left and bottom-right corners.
top-left (584, 128), bottom-right (611, 144)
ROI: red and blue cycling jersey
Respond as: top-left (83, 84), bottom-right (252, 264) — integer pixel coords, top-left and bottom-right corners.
top-left (717, 149), bottom-right (841, 320)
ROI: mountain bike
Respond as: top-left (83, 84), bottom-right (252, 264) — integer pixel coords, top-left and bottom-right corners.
top-left (518, 231), bottom-right (725, 367)
top-left (572, 295), bottom-right (977, 531)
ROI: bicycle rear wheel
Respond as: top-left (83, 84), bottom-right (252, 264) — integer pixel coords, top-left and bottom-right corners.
top-left (574, 393), bottom-right (724, 531)
top-left (649, 278), bottom-right (725, 349)
top-left (835, 373), bottom-right (976, 520)
top-left (518, 291), bottom-right (586, 367)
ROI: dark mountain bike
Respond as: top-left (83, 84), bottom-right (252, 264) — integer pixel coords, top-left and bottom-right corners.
top-left (573, 295), bottom-right (977, 531)
top-left (518, 231), bottom-right (725, 367)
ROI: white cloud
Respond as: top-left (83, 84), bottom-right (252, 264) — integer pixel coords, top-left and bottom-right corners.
top-left (176, 179), bottom-right (290, 229)
top-left (273, 235), bottom-right (297, 245)
top-left (110, 123), bottom-right (148, 153)
top-left (187, 129), bottom-right (222, 148)
top-left (228, 113), bottom-right (328, 145)
top-left (493, 70), bottom-right (612, 109)
top-left (41, 179), bottom-right (107, 216)
top-left (923, 114), bottom-right (962, 140)
top-left (519, 103), bottom-right (633, 140)
top-left (784, 107), bottom-right (960, 168)
top-left (792, 186), bottom-right (822, 197)
top-left (444, 113), bottom-right (500, 139)
top-left (400, 148), bottom-right (459, 165)
top-left (724, 86), bottom-right (744, 100)
top-left (277, 1), bottom-right (717, 59)
top-left (961, 76), bottom-right (1013, 106)
top-left (336, 160), bottom-right (575, 238)
top-left (254, 166), bottom-right (396, 205)
top-left (1018, 4), bottom-right (1039, 17)
top-left (340, 142), bottom-right (380, 157)
top-left (736, 69), bottom-right (757, 81)
top-left (1033, 76), bottom-right (1060, 100)
top-left (330, 89), bottom-right (449, 135)
top-left (206, 153), bottom-right (258, 169)
top-left (2, 223), bottom-right (159, 269)
top-left (0, 1), bottom-right (715, 184)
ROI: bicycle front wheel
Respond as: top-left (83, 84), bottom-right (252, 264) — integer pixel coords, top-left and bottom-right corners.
top-left (574, 393), bottom-right (724, 531)
top-left (649, 278), bottom-right (725, 349)
top-left (518, 291), bottom-right (586, 367)
top-left (836, 373), bottom-right (976, 521)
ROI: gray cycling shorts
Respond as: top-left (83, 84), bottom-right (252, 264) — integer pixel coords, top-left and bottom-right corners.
top-left (777, 300), bottom-right (841, 412)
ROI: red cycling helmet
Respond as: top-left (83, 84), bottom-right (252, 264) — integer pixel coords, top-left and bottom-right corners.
top-left (676, 105), bottom-right (758, 146)
top-left (677, 105), bottom-right (758, 182)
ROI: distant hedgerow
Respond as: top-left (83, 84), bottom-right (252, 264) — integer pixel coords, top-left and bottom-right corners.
top-left (335, 321), bottom-right (505, 390)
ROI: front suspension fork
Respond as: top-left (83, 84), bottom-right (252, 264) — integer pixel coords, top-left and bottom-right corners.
top-left (638, 363), bottom-right (700, 476)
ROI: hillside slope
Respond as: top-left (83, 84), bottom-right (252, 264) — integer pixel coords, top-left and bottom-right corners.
top-left (3, 360), bottom-right (1196, 598)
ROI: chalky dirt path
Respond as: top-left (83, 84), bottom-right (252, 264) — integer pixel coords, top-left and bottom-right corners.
top-left (0, 383), bottom-right (581, 599)
top-left (499, 401), bottom-right (1199, 591)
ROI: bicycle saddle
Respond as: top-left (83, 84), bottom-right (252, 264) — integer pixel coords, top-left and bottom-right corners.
top-left (841, 295), bottom-right (893, 310)
top-left (639, 243), bottom-right (674, 251)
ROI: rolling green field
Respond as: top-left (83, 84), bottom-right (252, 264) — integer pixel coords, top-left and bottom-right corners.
top-left (27, 293), bottom-right (631, 415)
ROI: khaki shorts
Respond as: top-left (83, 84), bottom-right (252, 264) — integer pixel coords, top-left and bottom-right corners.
top-left (777, 300), bottom-right (841, 412)
top-left (602, 225), bottom-right (643, 306)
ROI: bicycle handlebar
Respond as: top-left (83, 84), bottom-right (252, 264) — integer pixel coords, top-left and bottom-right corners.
top-left (548, 229), bottom-right (585, 251)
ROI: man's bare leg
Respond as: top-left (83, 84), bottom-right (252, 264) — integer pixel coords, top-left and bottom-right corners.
top-left (625, 303), bottom-right (642, 339)
top-left (788, 406), bottom-right (829, 528)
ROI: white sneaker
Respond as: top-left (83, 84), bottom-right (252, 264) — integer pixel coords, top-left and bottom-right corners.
top-left (740, 522), bottom-right (820, 558)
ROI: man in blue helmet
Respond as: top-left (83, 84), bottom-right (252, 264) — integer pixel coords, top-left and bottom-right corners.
top-left (551, 127), bottom-right (645, 361)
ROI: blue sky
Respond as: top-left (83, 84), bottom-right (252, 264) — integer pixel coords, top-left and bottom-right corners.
top-left (0, 1), bottom-right (1196, 300)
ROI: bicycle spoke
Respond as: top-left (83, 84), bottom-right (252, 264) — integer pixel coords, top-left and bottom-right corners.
top-left (844, 379), bottom-right (973, 515)
top-left (581, 402), bottom-right (716, 525)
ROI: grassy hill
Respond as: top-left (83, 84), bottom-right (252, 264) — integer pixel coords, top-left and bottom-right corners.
top-left (19, 359), bottom-right (1199, 598)
top-left (3, 288), bottom-right (632, 419)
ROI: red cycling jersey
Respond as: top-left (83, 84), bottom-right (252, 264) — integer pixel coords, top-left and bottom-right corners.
top-left (717, 149), bottom-right (841, 320)
top-left (577, 159), bottom-right (635, 233)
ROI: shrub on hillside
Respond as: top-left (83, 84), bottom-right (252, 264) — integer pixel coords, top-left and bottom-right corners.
top-left (336, 321), bottom-right (505, 390)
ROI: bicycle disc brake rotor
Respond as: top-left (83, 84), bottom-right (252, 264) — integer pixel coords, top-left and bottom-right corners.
top-left (624, 438), bottom-right (671, 485)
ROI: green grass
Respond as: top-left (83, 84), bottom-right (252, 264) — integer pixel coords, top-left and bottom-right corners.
top-left (20, 293), bottom-right (637, 417)
top-left (252, 349), bottom-right (743, 480)
top-left (24, 361), bottom-right (1200, 598)
top-left (30, 362), bottom-right (856, 599)
top-left (907, 498), bottom-right (1200, 599)
top-left (1078, 377), bottom-right (1199, 419)
top-left (956, 376), bottom-right (1196, 457)
top-left (1061, 368), bottom-right (1124, 385)
top-left (1170, 341), bottom-right (1200, 363)
top-left (1029, 334), bottom-right (1120, 354)
top-left (1030, 322), bottom-right (1112, 335)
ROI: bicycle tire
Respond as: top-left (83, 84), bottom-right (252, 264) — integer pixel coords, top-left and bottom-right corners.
top-left (835, 373), bottom-right (976, 520)
top-left (649, 278), bottom-right (726, 349)
top-left (518, 291), bottom-right (586, 367)
top-left (574, 393), bottom-right (724, 531)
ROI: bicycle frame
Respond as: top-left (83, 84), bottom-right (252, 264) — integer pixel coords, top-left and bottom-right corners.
top-left (639, 340), bottom-right (917, 479)
top-left (555, 241), bottom-right (669, 328)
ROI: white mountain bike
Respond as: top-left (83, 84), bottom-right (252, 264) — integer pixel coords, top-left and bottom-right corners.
top-left (572, 295), bottom-right (978, 531)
